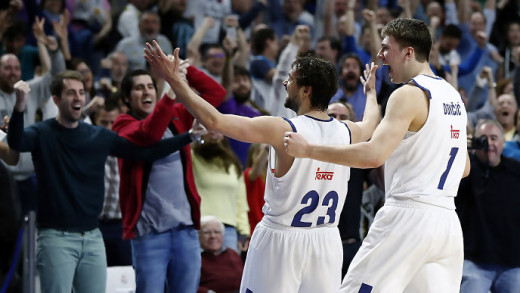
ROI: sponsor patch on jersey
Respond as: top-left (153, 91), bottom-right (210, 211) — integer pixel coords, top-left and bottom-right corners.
top-left (450, 125), bottom-right (460, 139)
top-left (315, 167), bottom-right (334, 180)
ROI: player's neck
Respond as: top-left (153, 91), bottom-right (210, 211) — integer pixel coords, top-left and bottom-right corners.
top-left (302, 109), bottom-right (330, 120)
top-left (405, 62), bottom-right (436, 81)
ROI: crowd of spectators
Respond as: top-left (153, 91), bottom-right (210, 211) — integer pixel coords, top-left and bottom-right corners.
top-left (1, 0), bottom-right (520, 291)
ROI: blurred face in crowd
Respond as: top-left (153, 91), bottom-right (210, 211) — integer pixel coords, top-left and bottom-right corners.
top-left (359, 26), bottom-right (372, 51)
top-left (139, 12), bottom-right (160, 41)
top-left (111, 52), bottom-right (129, 83)
top-left (494, 94), bottom-right (518, 129)
top-left (334, 0), bottom-right (347, 18)
top-left (232, 74), bottom-right (252, 103)
top-left (199, 221), bottom-right (224, 253)
top-left (171, 0), bottom-right (187, 13)
top-left (439, 35), bottom-right (460, 55)
top-left (328, 103), bottom-right (352, 121)
top-left (425, 1), bottom-right (443, 20)
top-left (43, 0), bottom-right (64, 14)
top-left (94, 108), bottom-right (120, 130)
top-left (507, 23), bottom-right (520, 47)
top-left (341, 57), bottom-right (361, 92)
top-left (283, 0), bottom-right (303, 22)
top-left (232, 0), bottom-right (253, 13)
top-left (127, 74), bottom-right (156, 119)
top-left (474, 122), bottom-right (504, 167)
top-left (4, 35), bottom-right (26, 55)
top-left (469, 12), bottom-right (486, 36)
top-left (0, 54), bottom-right (21, 93)
top-left (376, 7), bottom-right (392, 26)
top-left (54, 78), bottom-right (85, 127)
top-left (204, 47), bottom-right (225, 76)
top-left (502, 81), bottom-right (514, 95)
top-left (75, 62), bottom-right (93, 92)
top-left (315, 40), bottom-right (338, 63)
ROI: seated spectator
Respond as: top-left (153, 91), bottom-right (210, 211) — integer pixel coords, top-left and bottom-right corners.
top-left (198, 215), bottom-right (244, 293)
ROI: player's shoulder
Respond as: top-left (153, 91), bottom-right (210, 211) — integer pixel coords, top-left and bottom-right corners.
top-left (389, 83), bottom-right (425, 102)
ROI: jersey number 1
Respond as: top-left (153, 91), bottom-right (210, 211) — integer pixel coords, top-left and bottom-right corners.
top-left (438, 147), bottom-right (459, 190)
top-left (291, 190), bottom-right (339, 227)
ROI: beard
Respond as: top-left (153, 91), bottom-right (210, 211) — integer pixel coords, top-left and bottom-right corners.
top-left (439, 46), bottom-right (450, 55)
top-left (233, 91), bottom-right (250, 104)
top-left (284, 96), bottom-right (299, 113)
top-left (342, 72), bottom-right (360, 92)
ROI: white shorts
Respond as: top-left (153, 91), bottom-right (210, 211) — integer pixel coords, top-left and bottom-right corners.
top-left (339, 198), bottom-right (463, 293)
top-left (240, 218), bottom-right (343, 293)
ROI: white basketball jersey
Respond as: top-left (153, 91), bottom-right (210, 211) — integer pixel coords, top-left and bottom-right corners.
top-left (384, 75), bottom-right (468, 209)
top-left (263, 115), bottom-right (352, 227)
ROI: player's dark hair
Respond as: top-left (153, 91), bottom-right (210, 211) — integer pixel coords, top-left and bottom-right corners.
top-left (292, 55), bottom-right (338, 111)
top-left (381, 18), bottom-right (432, 62)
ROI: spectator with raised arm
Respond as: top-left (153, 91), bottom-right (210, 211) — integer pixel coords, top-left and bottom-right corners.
top-left (7, 73), bottom-right (198, 293)
top-left (112, 64), bottom-right (225, 292)
top-left (0, 27), bottom-right (65, 215)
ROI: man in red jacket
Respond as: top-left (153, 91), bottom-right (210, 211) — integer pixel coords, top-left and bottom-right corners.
top-left (112, 67), bottom-right (226, 293)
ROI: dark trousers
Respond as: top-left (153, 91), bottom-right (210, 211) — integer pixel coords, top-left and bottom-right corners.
top-left (342, 240), bottom-right (362, 277)
top-left (99, 219), bottom-right (132, 267)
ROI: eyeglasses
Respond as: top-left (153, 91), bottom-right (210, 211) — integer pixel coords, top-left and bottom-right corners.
top-left (201, 230), bottom-right (222, 235)
top-left (208, 53), bottom-right (225, 59)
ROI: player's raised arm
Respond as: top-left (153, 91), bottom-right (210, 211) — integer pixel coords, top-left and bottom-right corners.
top-left (344, 62), bottom-right (380, 144)
top-left (284, 85), bottom-right (423, 168)
top-left (144, 41), bottom-right (289, 149)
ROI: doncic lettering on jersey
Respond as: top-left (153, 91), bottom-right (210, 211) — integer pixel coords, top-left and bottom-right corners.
top-left (443, 102), bottom-right (463, 116)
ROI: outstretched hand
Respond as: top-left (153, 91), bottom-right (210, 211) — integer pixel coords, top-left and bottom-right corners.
top-left (360, 62), bottom-right (378, 96)
top-left (144, 41), bottom-right (183, 87)
top-left (284, 132), bottom-right (310, 158)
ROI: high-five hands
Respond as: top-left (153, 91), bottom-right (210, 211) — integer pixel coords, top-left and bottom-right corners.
top-left (360, 62), bottom-right (378, 96)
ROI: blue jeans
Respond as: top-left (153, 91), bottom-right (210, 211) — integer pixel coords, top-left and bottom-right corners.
top-left (131, 226), bottom-right (201, 293)
top-left (36, 228), bottom-right (107, 293)
top-left (460, 259), bottom-right (520, 293)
